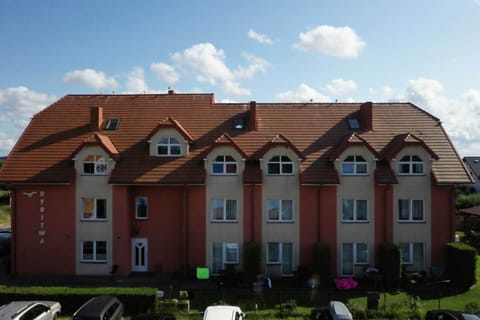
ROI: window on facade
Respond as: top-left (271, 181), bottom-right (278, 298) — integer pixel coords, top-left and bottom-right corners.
top-left (266, 242), bottom-right (293, 275)
top-left (398, 199), bottom-right (424, 221)
top-left (342, 243), bottom-right (369, 276)
top-left (347, 118), bottom-right (361, 130)
top-left (211, 199), bottom-right (237, 221)
top-left (267, 155), bottom-right (293, 175)
top-left (342, 199), bottom-right (368, 221)
top-left (398, 155), bottom-right (424, 175)
top-left (104, 118), bottom-right (120, 130)
top-left (400, 242), bottom-right (424, 272)
top-left (83, 155), bottom-right (108, 175)
top-left (212, 242), bottom-right (239, 274)
top-left (83, 198), bottom-right (107, 220)
top-left (342, 155), bottom-right (368, 175)
top-left (212, 155), bottom-right (237, 175)
top-left (135, 196), bottom-right (148, 219)
top-left (82, 240), bottom-right (107, 262)
top-left (267, 199), bottom-right (293, 221)
top-left (157, 137), bottom-right (181, 156)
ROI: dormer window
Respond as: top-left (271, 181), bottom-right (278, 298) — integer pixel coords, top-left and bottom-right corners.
top-left (347, 118), bottom-right (360, 130)
top-left (157, 138), bottom-right (181, 156)
top-left (83, 155), bottom-right (108, 175)
top-left (104, 118), bottom-right (120, 130)
top-left (398, 155), bottom-right (424, 175)
top-left (342, 155), bottom-right (367, 175)
top-left (267, 155), bottom-right (293, 175)
top-left (212, 155), bottom-right (237, 175)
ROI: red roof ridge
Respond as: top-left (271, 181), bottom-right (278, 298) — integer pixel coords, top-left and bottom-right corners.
top-left (199, 133), bottom-right (248, 159)
top-left (383, 132), bottom-right (439, 160)
top-left (146, 116), bottom-right (194, 142)
top-left (255, 133), bottom-right (306, 160)
top-left (71, 132), bottom-right (119, 159)
top-left (329, 132), bottom-right (379, 161)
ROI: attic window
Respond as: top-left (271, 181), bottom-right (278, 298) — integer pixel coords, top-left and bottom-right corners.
top-left (347, 118), bottom-right (360, 130)
top-left (105, 118), bottom-right (120, 130)
top-left (232, 118), bottom-right (246, 130)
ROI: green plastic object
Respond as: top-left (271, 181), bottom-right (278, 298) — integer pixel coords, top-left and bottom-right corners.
top-left (196, 267), bottom-right (210, 280)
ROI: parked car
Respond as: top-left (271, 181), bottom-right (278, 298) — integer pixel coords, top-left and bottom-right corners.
top-left (311, 301), bottom-right (353, 320)
top-left (0, 300), bottom-right (61, 320)
top-left (426, 310), bottom-right (480, 320)
top-left (202, 305), bottom-right (245, 320)
top-left (0, 227), bottom-right (11, 255)
top-left (71, 295), bottom-right (123, 320)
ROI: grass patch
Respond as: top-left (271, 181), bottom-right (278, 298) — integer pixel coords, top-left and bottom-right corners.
top-left (0, 205), bottom-right (10, 226)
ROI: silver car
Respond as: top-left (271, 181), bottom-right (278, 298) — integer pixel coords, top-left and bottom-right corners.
top-left (0, 300), bottom-right (61, 320)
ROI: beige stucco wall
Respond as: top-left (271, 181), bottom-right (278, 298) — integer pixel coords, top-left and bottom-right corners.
top-left (261, 146), bottom-right (300, 276)
top-left (148, 128), bottom-right (189, 156)
top-left (392, 146), bottom-right (432, 272)
top-left (334, 145), bottom-right (377, 276)
top-left (74, 145), bottom-right (115, 275)
top-left (204, 146), bottom-right (245, 273)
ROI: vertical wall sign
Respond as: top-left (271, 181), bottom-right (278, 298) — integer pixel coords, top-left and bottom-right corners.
top-left (39, 191), bottom-right (45, 244)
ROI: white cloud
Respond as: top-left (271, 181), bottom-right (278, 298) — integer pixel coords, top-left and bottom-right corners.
top-left (248, 29), bottom-right (274, 45)
top-left (0, 86), bottom-right (57, 156)
top-left (294, 25), bottom-right (366, 58)
top-left (383, 85), bottom-right (394, 98)
top-left (150, 62), bottom-right (180, 84)
top-left (124, 67), bottom-right (150, 93)
top-left (322, 78), bottom-right (358, 95)
top-left (171, 42), bottom-right (269, 96)
top-left (276, 83), bottom-right (330, 102)
top-left (406, 78), bottom-right (480, 156)
top-left (63, 68), bottom-right (119, 90)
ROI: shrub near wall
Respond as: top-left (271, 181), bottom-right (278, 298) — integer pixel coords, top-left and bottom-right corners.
top-left (243, 241), bottom-right (261, 282)
top-left (379, 243), bottom-right (401, 289)
top-left (447, 242), bottom-right (477, 289)
top-left (312, 242), bottom-right (332, 287)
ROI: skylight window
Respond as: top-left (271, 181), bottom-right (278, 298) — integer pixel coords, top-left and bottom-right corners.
top-left (105, 118), bottom-right (120, 130)
top-left (232, 118), bottom-right (246, 130)
top-left (347, 118), bottom-right (360, 130)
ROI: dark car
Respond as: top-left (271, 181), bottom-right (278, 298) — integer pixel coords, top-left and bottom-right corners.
top-left (426, 310), bottom-right (480, 320)
top-left (71, 296), bottom-right (123, 320)
top-left (0, 227), bottom-right (11, 256)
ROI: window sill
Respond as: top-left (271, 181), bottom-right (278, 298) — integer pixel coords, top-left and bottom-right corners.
top-left (81, 173), bottom-right (108, 176)
top-left (210, 220), bottom-right (239, 223)
top-left (341, 173), bottom-right (369, 176)
top-left (211, 173), bottom-right (239, 176)
top-left (80, 219), bottom-right (108, 222)
top-left (135, 217), bottom-right (149, 220)
top-left (266, 220), bottom-right (295, 223)
top-left (80, 260), bottom-right (107, 264)
top-left (397, 220), bottom-right (426, 224)
top-left (341, 220), bottom-right (370, 223)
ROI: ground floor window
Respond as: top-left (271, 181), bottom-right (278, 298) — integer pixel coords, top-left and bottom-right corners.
top-left (400, 242), bottom-right (424, 272)
top-left (212, 242), bottom-right (239, 275)
top-left (81, 240), bottom-right (107, 262)
top-left (341, 242), bottom-right (368, 276)
top-left (266, 242), bottom-right (294, 276)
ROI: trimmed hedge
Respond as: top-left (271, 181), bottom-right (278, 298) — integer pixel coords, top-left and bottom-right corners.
top-left (446, 242), bottom-right (477, 289)
top-left (379, 242), bottom-right (401, 289)
top-left (312, 242), bottom-right (331, 287)
top-left (0, 286), bottom-right (157, 316)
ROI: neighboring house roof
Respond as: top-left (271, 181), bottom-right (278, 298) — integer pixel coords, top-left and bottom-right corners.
top-left (0, 93), bottom-right (473, 185)
top-left (463, 157), bottom-right (480, 183)
top-left (460, 206), bottom-right (480, 216)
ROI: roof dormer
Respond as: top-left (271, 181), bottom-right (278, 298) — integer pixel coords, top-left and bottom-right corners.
top-left (146, 117), bottom-right (194, 157)
top-left (383, 133), bottom-right (439, 161)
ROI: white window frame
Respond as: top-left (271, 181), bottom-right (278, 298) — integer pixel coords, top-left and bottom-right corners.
top-left (211, 199), bottom-right (238, 222)
top-left (83, 155), bottom-right (108, 175)
top-left (341, 155), bottom-right (368, 175)
top-left (341, 242), bottom-right (369, 276)
top-left (267, 199), bottom-right (294, 222)
top-left (135, 196), bottom-right (148, 220)
top-left (212, 242), bottom-right (239, 275)
top-left (157, 137), bottom-right (182, 157)
top-left (398, 155), bottom-right (424, 175)
top-left (398, 199), bottom-right (424, 222)
top-left (81, 240), bottom-right (107, 262)
top-left (399, 242), bottom-right (424, 271)
top-left (266, 242), bottom-right (294, 275)
top-left (212, 155), bottom-right (238, 175)
top-left (341, 199), bottom-right (368, 222)
top-left (82, 198), bottom-right (107, 221)
top-left (267, 155), bottom-right (294, 175)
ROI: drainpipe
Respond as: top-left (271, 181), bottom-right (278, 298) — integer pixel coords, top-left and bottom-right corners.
top-left (182, 185), bottom-right (188, 277)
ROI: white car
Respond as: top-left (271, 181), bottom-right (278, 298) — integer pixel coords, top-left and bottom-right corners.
top-left (0, 300), bottom-right (61, 320)
top-left (202, 305), bottom-right (245, 320)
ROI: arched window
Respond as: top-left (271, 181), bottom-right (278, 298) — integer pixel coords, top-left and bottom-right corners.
top-left (342, 155), bottom-right (367, 175)
top-left (267, 155), bottom-right (293, 175)
top-left (398, 155), bottom-right (424, 175)
top-left (212, 155), bottom-right (237, 175)
top-left (157, 138), bottom-right (181, 156)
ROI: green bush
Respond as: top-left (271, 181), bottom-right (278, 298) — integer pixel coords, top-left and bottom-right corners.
top-left (447, 242), bottom-right (477, 289)
top-left (243, 241), bottom-right (261, 282)
top-left (312, 242), bottom-right (331, 287)
top-left (379, 243), bottom-right (401, 290)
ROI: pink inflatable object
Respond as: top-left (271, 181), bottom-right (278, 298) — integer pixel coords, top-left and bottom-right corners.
top-left (335, 277), bottom-right (358, 290)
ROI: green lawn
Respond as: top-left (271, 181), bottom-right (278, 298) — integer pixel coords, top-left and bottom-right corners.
top-left (0, 204), bottom-right (10, 226)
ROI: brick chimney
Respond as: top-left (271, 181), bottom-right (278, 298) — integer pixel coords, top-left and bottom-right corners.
top-left (90, 106), bottom-right (103, 131)
top-left (249, 101), bottom-right (258, 131)
top-left (359, 102), bottom-right (373, 132)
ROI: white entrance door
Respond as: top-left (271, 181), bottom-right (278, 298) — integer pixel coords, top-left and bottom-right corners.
top-left (131, 238), bottom-right (148, 272)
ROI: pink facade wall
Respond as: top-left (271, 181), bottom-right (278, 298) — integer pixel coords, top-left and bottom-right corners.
top-left (431, 184), bottom-right (455, 266)
top-left (14, 185), bottom-right (75, 275)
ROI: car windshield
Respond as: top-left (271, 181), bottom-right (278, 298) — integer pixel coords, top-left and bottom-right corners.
top-left (462, 314), bottom-right (480, 320)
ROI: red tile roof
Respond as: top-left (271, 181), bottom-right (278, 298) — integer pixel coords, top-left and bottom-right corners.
top-left (0, 93), bottom-right (473, 185)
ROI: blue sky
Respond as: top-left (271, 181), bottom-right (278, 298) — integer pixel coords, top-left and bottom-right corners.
top-left (1, 0), bottom-right (480, 157)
